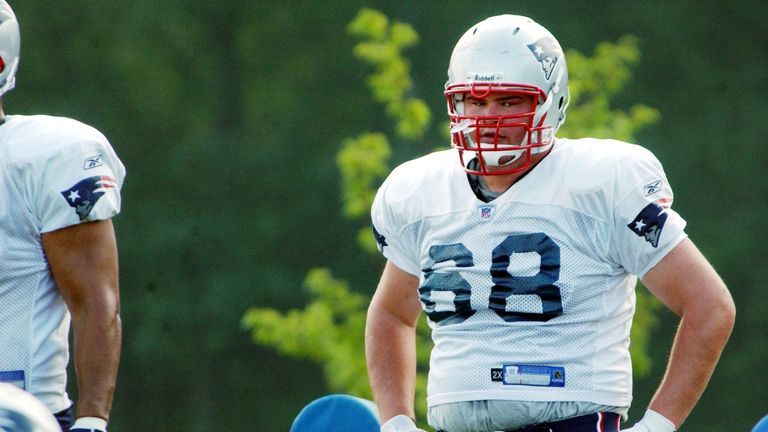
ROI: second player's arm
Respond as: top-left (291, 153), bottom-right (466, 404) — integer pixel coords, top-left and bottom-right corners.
top-left (366, 260), bottom-right (423, 425)
top-left (43, 219), bottom-right (122, 422)
top-left (639, 238), bottom-right (735, 428)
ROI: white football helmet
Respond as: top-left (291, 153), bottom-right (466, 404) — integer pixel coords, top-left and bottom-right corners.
top-left (0, 384), bottom-right (60, 432)
top-left (445, 15), bottom-right (569, 175)
top-left (0, 0), bottom-right (19, 97)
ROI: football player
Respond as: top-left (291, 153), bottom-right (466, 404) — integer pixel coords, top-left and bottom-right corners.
top-left (366, 14), bottom-right (735, 432)
top-left (0, 1), bottom-right (124, 431)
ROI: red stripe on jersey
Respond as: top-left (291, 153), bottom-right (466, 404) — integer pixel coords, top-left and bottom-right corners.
top-left (655, 197), bottom-right (671, 208)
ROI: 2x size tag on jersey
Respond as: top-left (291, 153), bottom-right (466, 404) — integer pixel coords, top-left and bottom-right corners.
top-left (491, 365), bottom-right (565, 387)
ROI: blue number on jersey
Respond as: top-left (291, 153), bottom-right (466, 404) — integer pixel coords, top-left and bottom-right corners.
top-left (420, 233), bottom-right (563, 325)
top-left (490, 233), bottom-right (562, 322)
top-left (419, 243), bottom-right (476, 325)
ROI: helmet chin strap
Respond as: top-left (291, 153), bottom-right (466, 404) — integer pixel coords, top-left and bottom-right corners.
top-left (0, 57), bottom-right (18, 96)
top-left (452, 120), bottom-right (552, 168)
top-left (450, 120), bottom-right (521, 166)
top-left (479, 146), bottom-right (525, 166)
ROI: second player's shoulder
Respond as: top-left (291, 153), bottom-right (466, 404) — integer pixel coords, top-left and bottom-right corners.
top-left (0, 114), bottom-right (110, 162)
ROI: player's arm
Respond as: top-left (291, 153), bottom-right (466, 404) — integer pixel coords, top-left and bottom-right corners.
top-left (637, 238), bottom-right (735, 429)
top-left (365, 260), bottom-right (423, 426)
top-left (42, 219), bottom-right (121, 424)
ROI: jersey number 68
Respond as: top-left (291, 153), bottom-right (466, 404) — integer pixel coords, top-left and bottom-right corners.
top-left (419, 233), bottom-right (563, 325)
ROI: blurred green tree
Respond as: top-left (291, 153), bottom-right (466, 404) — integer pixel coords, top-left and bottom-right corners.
top-left (242, 7), bottom-right (661, 425)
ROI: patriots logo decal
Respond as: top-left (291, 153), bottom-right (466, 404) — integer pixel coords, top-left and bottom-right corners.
top-left (61, 176), bottom-right (117, 221)
top-left (372, 225), bottom-right (388, 252)
top-left (627, 202), bottom-right (668, 247)
top-left (527, 37), bottom-right (562, 80)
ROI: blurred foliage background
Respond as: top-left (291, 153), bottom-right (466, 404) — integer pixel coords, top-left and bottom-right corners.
top-left (7, 1), bottom-right (766, 430)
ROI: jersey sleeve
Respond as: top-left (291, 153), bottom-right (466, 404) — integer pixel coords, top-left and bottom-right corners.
top-left (24, 132), bottom-right (125, 233)
top-left (370, 170), bottom-right (421, 276)
top-left (609, 147), bottom-right (687, 277)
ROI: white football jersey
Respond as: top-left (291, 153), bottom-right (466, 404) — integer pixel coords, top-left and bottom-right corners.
top-left (371, 138), bottom-right (686, 409)
top-left (0, 114), bottom-right (125, 413)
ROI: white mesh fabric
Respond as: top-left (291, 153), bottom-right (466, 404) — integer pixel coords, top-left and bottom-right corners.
top-left (416, 200), bottom-right (631, 406)
top-left (371, 138), bottom-right (686, 409)
top-left (0, 167), bottom-right (38, 389)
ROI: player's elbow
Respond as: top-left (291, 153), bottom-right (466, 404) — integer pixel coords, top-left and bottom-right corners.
top-left (715, 289), bottom-right (736, 338)
top-left (365, 301), bottom-right (396, 337)
top-left (697, 285), bottom-right (736, 346)
top-left (365, 300), bottom-right (415, 346)
top-left (70, 284), bottom-right (121, 327)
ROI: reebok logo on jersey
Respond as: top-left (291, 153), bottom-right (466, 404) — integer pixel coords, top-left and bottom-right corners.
top-left (643, 179), bottom-right (663, 196)
top-left (627, 202), bottom-right (668, 247)
top-left (61, 176), bottom-right (117, 221)
top-left (83, 154), bottom-right (104, 170)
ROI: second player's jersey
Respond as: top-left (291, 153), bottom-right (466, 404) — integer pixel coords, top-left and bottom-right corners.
top-left (371, 138), bottom-right (686, 409)
top-left (0, 114), bottom-right (125, 413)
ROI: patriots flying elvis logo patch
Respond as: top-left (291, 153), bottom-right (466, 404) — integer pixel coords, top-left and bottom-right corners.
top-left (372, 225), bottom-right (388, 252)
top-left (61, 176), bottom-right (117, 221)
top-left (627, 202), bottom-right (667, 247)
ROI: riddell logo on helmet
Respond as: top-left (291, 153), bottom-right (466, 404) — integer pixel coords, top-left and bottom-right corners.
top-left (467, 72), bottom-right (503, 83)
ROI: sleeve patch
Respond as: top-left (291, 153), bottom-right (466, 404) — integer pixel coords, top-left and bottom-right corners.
top-left (627, 202), bottom-right (668, 247)
top-left (60, 176), bottom-right (117, 221)
top-left (372, 224), bottom-right (388, 252)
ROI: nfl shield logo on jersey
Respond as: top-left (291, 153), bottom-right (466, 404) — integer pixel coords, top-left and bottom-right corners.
top-left (479, 205), bottom-right (494, 220)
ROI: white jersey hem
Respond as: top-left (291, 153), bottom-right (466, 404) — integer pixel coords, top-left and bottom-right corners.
top-left (427, 389), bottom-right (631, 409)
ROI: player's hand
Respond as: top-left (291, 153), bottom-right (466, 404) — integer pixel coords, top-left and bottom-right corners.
top-left (623, 410), bottom-right (676, 432)
top-left (381, 414), bottom-right (427, 432)
top-left (70, 416), bottom-right (108, 432)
